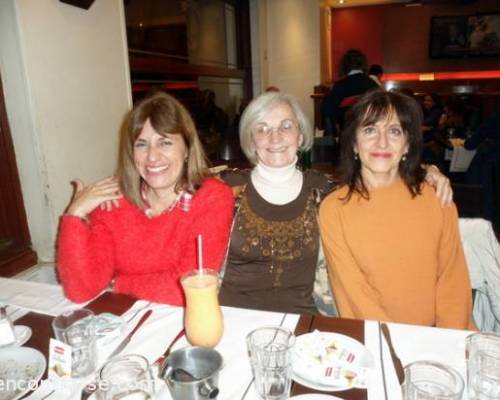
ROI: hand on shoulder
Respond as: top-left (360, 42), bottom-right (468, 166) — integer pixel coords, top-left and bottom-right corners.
top-left (65, 176), bottom-right (123, 219)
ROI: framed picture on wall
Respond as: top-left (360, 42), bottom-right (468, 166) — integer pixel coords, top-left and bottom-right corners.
top-left (429, 13), bottom-right (500, 58)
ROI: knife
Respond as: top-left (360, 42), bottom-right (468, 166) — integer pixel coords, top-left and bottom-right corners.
top-left (107, 309), bottom-right (153, 360)
top-left (381, 322), bottom-right (405, 385)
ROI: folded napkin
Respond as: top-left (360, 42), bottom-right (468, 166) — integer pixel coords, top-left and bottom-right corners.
top-left (0, 278), bottom-right (91, 317)
top-left (365, 320), bottom-right (402, 400)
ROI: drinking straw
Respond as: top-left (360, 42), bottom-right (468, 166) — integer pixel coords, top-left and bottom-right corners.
top-left (197, 234), bottom-right (204, 276)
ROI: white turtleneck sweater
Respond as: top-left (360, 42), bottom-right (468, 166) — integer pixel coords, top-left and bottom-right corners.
top-left (250, 157), bottom-right (304, 205)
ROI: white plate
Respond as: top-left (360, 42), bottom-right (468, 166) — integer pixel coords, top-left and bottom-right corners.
top-left (0, 347), bottom-right (46, 400)
top-left (12, 326), bottom-right (32, 347)
top-left (290, 395), bottom-right (344, 399)
top-left (292, 331), bottom-right (374, 392)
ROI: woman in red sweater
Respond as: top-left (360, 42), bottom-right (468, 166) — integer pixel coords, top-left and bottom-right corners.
top-left (57, 92), bottom-right (234, 305)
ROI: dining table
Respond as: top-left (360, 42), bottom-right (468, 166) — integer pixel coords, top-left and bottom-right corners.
top-left (2, 287), bottom-right (474, 400)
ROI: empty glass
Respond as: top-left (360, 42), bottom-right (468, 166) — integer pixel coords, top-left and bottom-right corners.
top-left (97, 354), bottom-right (154, 400)
top-left (467, 332), bottom-right (500, 400)
top-left (246, 326), bottom-right (295, 400)
top-left (52, 308), bottom-right (96, 378)
top-left (403, 360), bottom-right (464, 400)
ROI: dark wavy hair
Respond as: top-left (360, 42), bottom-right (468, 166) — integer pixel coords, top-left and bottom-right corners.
top-left (340, 49), bottom-right (368, 76)
top-left (339, 90), bottom-right (426, 202)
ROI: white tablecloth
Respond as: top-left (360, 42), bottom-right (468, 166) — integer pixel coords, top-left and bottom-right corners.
top-left (20, 298), bottom-right (472, 400)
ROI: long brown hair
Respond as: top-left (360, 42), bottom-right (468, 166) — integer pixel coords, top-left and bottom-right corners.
top-left (116, 91), bottom-right (209, 208)
top-left (339, 90), bottom-right (426, 202)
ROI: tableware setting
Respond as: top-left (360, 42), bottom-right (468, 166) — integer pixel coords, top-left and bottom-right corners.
top-left (94, 354), bottom-right (155, 400)
top-left (246, 326), bottom-right (296, 400)
top-left (0, 347), bottom-right (46, 400)
top-left (161, 346), bottom-right (223, 400)
top-left (182, 236), bottom-right (224, 348)
top-left (466, 332), bottom-right (500, 400)
top-left (402, 360), bottom-right (464, 400)
top-left (52, 308), bottom-right (97, 379)
top-left (291, 330), bottom-right (374, 392)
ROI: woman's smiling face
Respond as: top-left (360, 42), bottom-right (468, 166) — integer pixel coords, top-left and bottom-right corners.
top-left (133, 118), bottom-right (187, 196)
top-left (251, 103), bottom-right (303, 168)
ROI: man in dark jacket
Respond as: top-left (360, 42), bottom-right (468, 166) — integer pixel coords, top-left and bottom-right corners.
top-left (321, 49), bottom-right (378, 137)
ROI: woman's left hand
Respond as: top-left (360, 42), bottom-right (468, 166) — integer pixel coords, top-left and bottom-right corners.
top-left (424, 164), bottom-right (453, 207)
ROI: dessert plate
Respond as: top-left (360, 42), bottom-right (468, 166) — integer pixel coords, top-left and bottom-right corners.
top-left (0, 326), bottom-right (32, 348)
top-left (0, 347), bottom-right (46, 400)
top-left (292, 330), bottom-right (374, 392)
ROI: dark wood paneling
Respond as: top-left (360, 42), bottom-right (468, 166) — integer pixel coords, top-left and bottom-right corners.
top-left (0, 72), bottom-right (37, 275)
top-left (129, 52), bottom-right (246, 79)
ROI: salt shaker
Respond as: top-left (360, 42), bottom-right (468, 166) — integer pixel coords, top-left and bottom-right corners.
top-left (0, 306), bottom-right (16, 346)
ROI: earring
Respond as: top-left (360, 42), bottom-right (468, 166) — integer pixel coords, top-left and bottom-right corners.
top-left (354, 153), bottom-right (359, 160)
top-left (401, 154), bottom-right (407, 162)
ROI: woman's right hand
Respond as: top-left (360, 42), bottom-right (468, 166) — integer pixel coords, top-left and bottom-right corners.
top-left (66, 176), bottom-right (122, 219)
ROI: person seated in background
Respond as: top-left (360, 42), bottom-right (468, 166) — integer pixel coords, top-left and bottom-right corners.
top-left (421, 92), bottom-right (444, 140)
top-left (368, 64), bottom-right (384, 87)
top-left (319, 90), bottom-right (475, 330)
top-left (194, 90), bottom-right (229, 158)
top-left (57, 92), bottom-right (234, 304)
top-left (439, 96), bottom-right (467, 140)
top-left (421, 92), bottom-right (445, 166)
top-left (321, 49), bottom-right (378, 137)
top-left (217, 91), bottom-right (453, 316)
top-left (465, 106), bottom-right (500, 222)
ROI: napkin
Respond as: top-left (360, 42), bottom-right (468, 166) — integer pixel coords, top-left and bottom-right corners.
top-left (0, 278), bottom-right (91, 316)
top-left (386, 321), bottom-right (472, 398)
top-left (365, 320), bottom-right (402, 400)
top-left (366, 320), bottom-right (473, 400)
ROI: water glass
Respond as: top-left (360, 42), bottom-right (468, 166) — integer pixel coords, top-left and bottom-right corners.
top-left (97, 354), bottom-right (154, 400)
top-left (246, 326), bottom-right (295, 400)
top-left (52, 308), bottom-right (97, 378)
top-left (402, 361), bottom-right (464, 400)
top-left (467, 332), bottom-right (500, 400)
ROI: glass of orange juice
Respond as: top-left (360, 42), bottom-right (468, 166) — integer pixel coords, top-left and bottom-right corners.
top-left (181, 269), bottom-right (223, 347)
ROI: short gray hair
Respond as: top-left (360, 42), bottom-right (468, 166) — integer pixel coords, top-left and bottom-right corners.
top-left (239, 92), bottom-right (314, 164)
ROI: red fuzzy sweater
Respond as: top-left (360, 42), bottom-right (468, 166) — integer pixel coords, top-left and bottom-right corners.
top-left (57, 178), bottom-right (234, 305)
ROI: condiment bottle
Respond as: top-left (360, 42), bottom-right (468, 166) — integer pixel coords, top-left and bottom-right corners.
top-left (0, 307), bottom-right (16, 346)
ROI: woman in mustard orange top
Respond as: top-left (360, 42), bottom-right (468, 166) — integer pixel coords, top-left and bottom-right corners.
top-left (319, 90), bottom-right (474, 329)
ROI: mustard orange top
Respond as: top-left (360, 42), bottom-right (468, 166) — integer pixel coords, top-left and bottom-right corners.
top-left (319, 178), bottom-right (474, 330)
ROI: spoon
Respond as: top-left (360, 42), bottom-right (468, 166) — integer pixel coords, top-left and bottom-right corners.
top-left (160, 364), bottom-right (200, 381)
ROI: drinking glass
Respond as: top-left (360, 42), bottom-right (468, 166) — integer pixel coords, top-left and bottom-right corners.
top-left (181, 269), bottom-right (223, 347)
top-left (96, 354), bottom-right (154, 400)
top-left (467, 332), bottom-right (500, 400)
top-left (246, 326), bottom-right (295, 400)
top-left (52, 308), bottom-right (96, 378)
top-left (402, 361), bottom-right (464, 400)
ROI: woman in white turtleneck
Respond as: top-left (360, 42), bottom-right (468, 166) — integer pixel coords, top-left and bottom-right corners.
top-left (218, 91), bottom-right (454, 315)
top-left (218, 92), bottom-right (339, 314)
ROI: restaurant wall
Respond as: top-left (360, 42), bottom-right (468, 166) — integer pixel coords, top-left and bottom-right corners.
top-left (0, 0), bottom-right (131, 261)
top-left (330, 7), bottom-right (383, 79)
top-left (331, 0), bottom-right (500, 75)
top-left (261, 0), bottom-right (321, 124)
